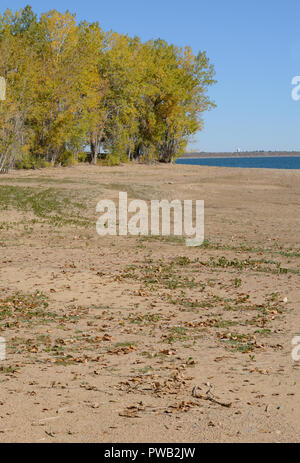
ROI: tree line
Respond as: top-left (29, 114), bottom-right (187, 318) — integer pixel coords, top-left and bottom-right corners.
top-left (0, 5), bottom-right (216, 172)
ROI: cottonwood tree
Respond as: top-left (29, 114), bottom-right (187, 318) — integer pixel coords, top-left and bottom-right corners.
top-left (0, 5), bottom-right (216, 170)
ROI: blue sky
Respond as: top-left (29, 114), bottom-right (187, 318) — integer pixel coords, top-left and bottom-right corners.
top-left (2, 0), bottom-right (300, 152)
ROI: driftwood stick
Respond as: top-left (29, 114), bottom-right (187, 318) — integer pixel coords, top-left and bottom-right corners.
top-left (192, 385), bottom-right (232, 408)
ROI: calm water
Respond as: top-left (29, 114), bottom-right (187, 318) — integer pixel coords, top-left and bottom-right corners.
top-left (176, 156), bottom-right (300, 169)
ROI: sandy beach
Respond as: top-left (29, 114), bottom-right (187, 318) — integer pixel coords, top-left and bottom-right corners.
top-left (0, 163), bottom-right (299, 442)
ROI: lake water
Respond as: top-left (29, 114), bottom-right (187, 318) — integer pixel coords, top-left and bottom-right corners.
top-left (176, 156), bottom-right (300, 169)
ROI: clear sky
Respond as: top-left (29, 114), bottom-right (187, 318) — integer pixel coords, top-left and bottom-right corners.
top-left (2, 0), bottom-right (300, 152)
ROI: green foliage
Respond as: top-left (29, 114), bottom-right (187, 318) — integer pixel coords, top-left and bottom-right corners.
top-left (0, 5), bottom-right (216, 171)
top-left (15, 153), bottom-right (48, 169)
top-left (56, 151), bottom-right (78, 167)
top-left (0, 184), bottom-right (90, 226)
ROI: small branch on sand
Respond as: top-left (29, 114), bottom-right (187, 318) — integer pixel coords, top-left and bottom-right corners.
top-left (192, 385), bottom-right (232, 408)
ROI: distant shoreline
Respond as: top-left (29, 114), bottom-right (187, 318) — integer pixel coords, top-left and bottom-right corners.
top-left (182, 152), bottom-right (300, 159)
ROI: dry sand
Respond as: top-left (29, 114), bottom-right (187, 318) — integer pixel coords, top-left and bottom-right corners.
top-left (0, 163), bottom-right (299, 443)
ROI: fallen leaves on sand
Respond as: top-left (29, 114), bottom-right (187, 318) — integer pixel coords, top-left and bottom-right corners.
top-left (119, 403), bottom-right (145, 418)
top-left (166, 401), bottom-right (199, 413)
top-left (108, 344), bottom-right (137, 355)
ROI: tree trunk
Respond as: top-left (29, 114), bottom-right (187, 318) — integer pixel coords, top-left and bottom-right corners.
top-left (90, 132), bottom-right (97, 165)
